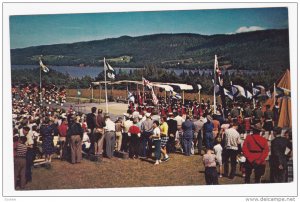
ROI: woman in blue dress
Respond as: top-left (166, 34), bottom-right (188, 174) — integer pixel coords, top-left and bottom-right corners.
top-left (40, 117), bottom-right (56, 163)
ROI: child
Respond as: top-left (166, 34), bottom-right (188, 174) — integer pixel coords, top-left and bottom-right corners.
top-left (203, 149), bottom-right (219, 185)
top-left (213, 137), bottom-right (223, 178)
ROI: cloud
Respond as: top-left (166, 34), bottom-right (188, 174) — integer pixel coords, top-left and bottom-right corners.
top-left (235, 26), bottom-right (265, 33)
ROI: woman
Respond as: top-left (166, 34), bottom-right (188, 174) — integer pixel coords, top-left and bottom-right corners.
top-left (160, 116), bottom-right (169, 161)
top-left (40, 117), bottom-right (56, 164)
top-left (150, 120), bottom-right (161, 165)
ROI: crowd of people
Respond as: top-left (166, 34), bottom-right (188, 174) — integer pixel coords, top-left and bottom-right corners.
top-left (12, 83), bottom-right (293, 189)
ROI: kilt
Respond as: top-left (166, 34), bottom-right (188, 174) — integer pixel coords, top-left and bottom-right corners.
top-left (161, 136), bottom-right (169, 147)
top-left (264, 121), bottom-right (273, 131)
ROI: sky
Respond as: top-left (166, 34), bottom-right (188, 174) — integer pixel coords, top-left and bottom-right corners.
top-left (9, 7), bottom-right (288, 49)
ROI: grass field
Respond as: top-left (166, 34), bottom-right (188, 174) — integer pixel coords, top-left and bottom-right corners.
top-left (22, 152), bottom-right (270, 190)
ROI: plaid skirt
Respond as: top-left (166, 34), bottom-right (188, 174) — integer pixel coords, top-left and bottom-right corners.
top-left (161, 136), bottom-right (169, 147)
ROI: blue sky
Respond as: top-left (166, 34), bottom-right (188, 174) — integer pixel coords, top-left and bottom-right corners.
top-left (10, 7), bottom-right (288, 49)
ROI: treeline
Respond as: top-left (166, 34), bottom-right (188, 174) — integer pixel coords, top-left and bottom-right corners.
top-left (11, 29), bottom-right (289, 71)
top-left (11, 65), bottom-right (285, 95)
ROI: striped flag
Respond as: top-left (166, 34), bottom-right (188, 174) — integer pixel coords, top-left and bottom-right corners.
top-left (142, 77), bottom-right (152, 89)
top-left (151, 88), bottom-right (158, 105)
top-left (39, 58), bottom-right (49, 73)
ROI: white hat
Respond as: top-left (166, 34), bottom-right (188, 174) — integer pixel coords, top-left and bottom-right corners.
top-left (145, 113), bottom-right (151, 118)
top-left (138, 115), bottom-right (143, 119)
top-left (123, 113), bottom-right (129, 117)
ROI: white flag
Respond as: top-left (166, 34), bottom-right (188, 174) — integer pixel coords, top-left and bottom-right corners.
top-left (39, 59), bottom-right (49, 73)
top-left (104, 59), bottom-right (115, 79)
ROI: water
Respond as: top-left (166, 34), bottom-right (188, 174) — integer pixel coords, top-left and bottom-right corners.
top-left (11, 65), bottom-right (263, 78)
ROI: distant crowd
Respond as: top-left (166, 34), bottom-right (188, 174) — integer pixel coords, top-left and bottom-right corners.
top-left (12, 83), bottom-right (293, 189)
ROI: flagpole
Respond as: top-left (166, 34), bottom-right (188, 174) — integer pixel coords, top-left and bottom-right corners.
top-left (99, 83), bottom-right (101, 104)
top-left (104, 57), bottom-right (108, 113)
top-left (182, 90), bottom-right (185, 105)
top-left (198, 89), bottom-right (201, 103)
top-left (91, 85), bottom-right (94, 102)
top-left (252, 82), bottom-right (255, 109)
top-left (273, 83), bottom-right (276, 106)
top-left (39, 63), bottom-right (42, 107)
top-left (213, 55), bottom-right (217, 114)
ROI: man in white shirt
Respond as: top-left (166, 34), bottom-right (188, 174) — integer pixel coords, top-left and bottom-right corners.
top-left (104, 114), bottom-right (116, 159)
top-left (121, 114), bottom-right (133, 152)
top-left (223, 122), bottom-right (241, 179)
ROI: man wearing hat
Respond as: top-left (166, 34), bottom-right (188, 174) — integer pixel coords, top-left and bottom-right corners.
top-left (269, 127), bottom-right (292, 183)
top-left (242, 123), bottom-right (269, 183)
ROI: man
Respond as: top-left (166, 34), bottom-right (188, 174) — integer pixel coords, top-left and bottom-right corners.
top-left (58, 118), bottom-right (68, 159)
top-left (193, 115), bottom-right (206, 155)
top-left (23, 126), bottom-right (34, 183)
top-left (94, 109), bottom-right (106, 156)
top-left (182, 115), bottom-right (195, 156)
top-left (104, 114), bottom-right (116, 159)
top-left (230, 103), bottom-right (239, 121)
top-left (253, 105), bottom-right (263, 125)
top-left (128, 118), bottom-right (141, 159)
top-left (121, 113), bottom-right (133, 152)
top-left (223, 121), bottom-right (241, 179)
top-left (14, 136), bottom-right (28, 189)
top-left (242, 123), bottom-right (269, 183)
top-left (264, 104), bottom-right (274, 140)
top-left (203, 115), bottom-right (214, 150)
top-left (68, 115), bottom-right (83, 164)
top-left (86, 107), bottom-right (97, 154)
top-left (269, 127), bottom-right (292, 183)
top-left (140, 113), bottom-right (153, 158)
top-left (166, 112), bottom-right (177, 153)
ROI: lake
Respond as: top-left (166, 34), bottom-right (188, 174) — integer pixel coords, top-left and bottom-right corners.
top-left (11, 65), bottom-right (263, 78)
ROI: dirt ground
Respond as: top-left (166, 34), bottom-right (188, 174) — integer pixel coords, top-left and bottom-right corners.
top-left (23, 152), bottom-right (270, 190)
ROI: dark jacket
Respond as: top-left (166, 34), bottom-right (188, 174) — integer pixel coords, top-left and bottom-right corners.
top-left (270, 137), bottom-right (292, 168)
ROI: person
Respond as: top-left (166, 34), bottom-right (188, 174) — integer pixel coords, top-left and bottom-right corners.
top-left (115, 117), bottom-right (123, 151)
top-left (58, 118), bottom-right (68, 160)
top-left (94, 109), bottom-right (106, 156)
top-left (203, 149), bottom-right (219, 185)
top-left (203, 115), bottom-right (214, 150)
top-left (23, 126), bottom-right (34, 183)
top-left (269, 127), bottom-right (292, 183)
top-left (213, 137), bottom-right (223, 178)
top-left (182, 115), bottom-right (195, 156)
top-left (263, 104), bottom-right (274, 140)
top-left (252, 105), bottom-right (263, 125)
top-left (230, 103), bottom-right (239, 121)
top-left (150, 120), bottom-right (161, 165)
top-left (14, 136), bottom-right (28, 189)
top-left (128, 118), bottom-right (141, 159)
top-left (212, 115), bottom-right (220, 138)
top-left (223, 121), bottom-right (240, 179)
top-left (121, 114), bottom-right (133, 152)
top-left (40, 117), bottom-right (56, 164)
top-left (104, 114), bottom-right (116, 159)
top-left (158, 116), bottom-right (169, 161)
top-left (140, 113), bottom-right (153, 158)
top-left (242, 123), bottom-right (269, 183)
top-left (67, 115), bottom-right (83, 164)
top-left (193, 115), bottom-right (206, 155)
top-left (86, 107), bottom-right (97, 154)
top-left (166, 112), bottom-right (177, 153)
top-left (272, 102), bottom-right (280, 127)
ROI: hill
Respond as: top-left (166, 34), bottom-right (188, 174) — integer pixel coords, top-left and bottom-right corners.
top-left (10, 29), bottom-right (290, 70)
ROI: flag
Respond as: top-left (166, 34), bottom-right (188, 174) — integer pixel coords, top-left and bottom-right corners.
top-left (170, 90), bottom-right (182, 99)
top-left (39, 59), bottom-right (49, 73)
top-left (142, 77), bottom-right (152, 89)
top-left (197, 84), bottom-right (202, 90)
top-left (224, 88), bottom-right (234, 100)
top-left (151, 88), bottom-right (158, 105)
top-left (252, 85), bottom-right (266, 97)
top-left (214, 55), bottom-right (223, 85)
top-left (245, 90), bottom-right (252, 99)
top-left (231, 85), bottom-right (247, 97)
top-left (128, 91), bottom-right (135, 102)
top-left (104, 59), bottom-right (115, 79)
top-left (275, 87), bottom-right (291, 97)
top-left (266, 90), bottom-right (272, 98)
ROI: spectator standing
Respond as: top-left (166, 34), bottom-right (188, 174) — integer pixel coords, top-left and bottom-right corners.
top-left (104, 114), bottom-right (116, 159)
top-left (242, 123), bottom-right (269, 183)
top-left (150, 120), bottom-right (161, 165)
top-left (68, 115), bottom-right (83, 164)
top-left (14, 136), bottom-right (28, 189)
top-left (203, 149), bottom-right (219, 185)
top-left (182, 115), bottom-right (195, 156)
top-left (223, 121), bottom-right (240, 179)
top-left (140, 113), bottom-right (153, 158)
